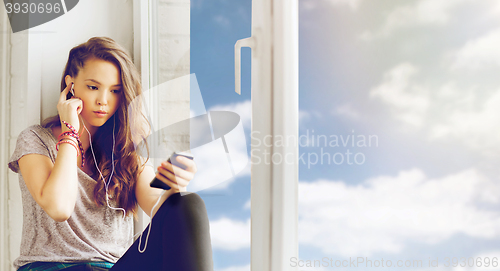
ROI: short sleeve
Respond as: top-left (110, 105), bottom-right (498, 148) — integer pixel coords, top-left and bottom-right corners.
top-left (8, 125), bottom-right (53, 173)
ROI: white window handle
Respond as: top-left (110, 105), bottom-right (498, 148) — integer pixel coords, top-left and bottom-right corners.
top-left (234, 37), bottom-right (255, 95)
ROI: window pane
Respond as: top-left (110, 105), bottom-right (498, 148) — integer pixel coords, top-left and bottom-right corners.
top-left (191, 0), bottom-right (252, 270)
top-left (299, 0), bottom-right (500, 269)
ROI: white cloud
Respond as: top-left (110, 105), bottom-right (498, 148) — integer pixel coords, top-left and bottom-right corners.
top-left (300, 0), bottom-right (318, 11)
top-left (189, 109), bottom-right (196, 118)
top-left (299, 110), bottom-right (310, 122)
top-left (182, 101), bottom-right (251, 192)
top-left (333, 104), bottom-right (360, 119)
top-left (361, 0), bottom-right (470, 40)
top-left (450, 28), bottom-right (500, 70)
top-left (326, 0), bottom-right (361, 10)
top-left (190, 0), bottom-right (204, 9)
top-left (370, 63), bottom-right (429, 128)
top-left (300, 109), bottom-right (322, 123)
top-left (210, 101), bottom-right (314, 130)
top-left (209, 100), bottom-right (251, 131)
top-left (300, 0), bottom-right (361, 11)
top-left (210, 217), bottom-right (251, 250)
top-left (214, 169), bottom-right (500, 257)
top-left (218, 264), bottom-right (250, 271)
top-left (299, 168), bottom-right (500, 256)
top-left (213, 15), bottom-right (231, 28)
top-left (493, 1), bottom-right (500, 16)
top-left (188, 135), bottom-right (250, 191)
top-left (370, 62), bottom-right (500, 156)
top-left (429, 88), bottom-right (500, 156)
top-left (243, 199), bottom-right (251, 210)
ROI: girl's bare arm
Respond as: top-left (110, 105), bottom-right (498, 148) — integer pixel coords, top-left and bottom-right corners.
top-left (18, 143), bottom-right (79, 222)
top-left (18, 83), bottom-right (82, 222)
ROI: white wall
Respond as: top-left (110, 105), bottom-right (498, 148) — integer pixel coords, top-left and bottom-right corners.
top-left (1, 3), bottom-right (14, 271)
top-left (37, 0), bottom-right (134, 121)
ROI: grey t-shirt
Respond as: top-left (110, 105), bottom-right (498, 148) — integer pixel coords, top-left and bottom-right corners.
top-left (8, 125), bottom-right (135, 269)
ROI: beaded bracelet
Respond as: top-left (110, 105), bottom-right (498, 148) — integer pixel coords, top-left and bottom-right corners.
top-left (62, 120), bottom-right (79, 135)
top-left (60, 120), bottom-right (85, 167)
top-left (59, 131), bottom-right (84, 153)
top-left (56, 140), bottom-right (80, 155)
top-left (59, 131), bottom-right (80, 141)
top-left (56, 136), bottom-right (78, 150)
top-left (58, 133), bottom-right (84, 156)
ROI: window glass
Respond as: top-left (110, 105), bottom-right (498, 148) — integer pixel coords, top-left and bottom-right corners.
top-left (298, 0), bottom-right (500, 269)
top-left (191, 0), bottom-right (252, 270)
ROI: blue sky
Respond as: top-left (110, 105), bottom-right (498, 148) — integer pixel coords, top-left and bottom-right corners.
top-left (191, 0), bottom-right (500, 270)
top-left (190, 1), bottom-right (252, 269)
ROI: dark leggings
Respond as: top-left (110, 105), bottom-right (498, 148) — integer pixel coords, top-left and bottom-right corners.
top-left (16, 192), bottom-right (212, 271)
top-left (109, 192), bottom-right (214, 271)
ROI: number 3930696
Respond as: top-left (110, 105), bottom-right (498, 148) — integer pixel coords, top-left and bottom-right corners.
top-left (443, 257), bottom-right (498, 268)
top-left (4, 2), bottom-right (62, 14)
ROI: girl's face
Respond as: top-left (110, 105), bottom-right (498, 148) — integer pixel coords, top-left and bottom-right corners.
top-left (67, 58), bottom-right (122, 129)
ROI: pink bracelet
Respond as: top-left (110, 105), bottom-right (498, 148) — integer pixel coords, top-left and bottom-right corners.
top-left (57, 136), bottom-right (78, 147)
top-left (59, 131), bottom-right (80, 141)
top-left (60, 120), bottom-right (85, 167)
top-left (61, 120), bottom-right (79, 136)
top-left (56, 140), bottom-right (80, 156)
top-left (59, 132), bottom-right (85, 164)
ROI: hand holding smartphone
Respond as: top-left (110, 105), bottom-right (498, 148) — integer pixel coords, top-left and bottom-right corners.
top-left (150, 151), bottom-right (195, 190)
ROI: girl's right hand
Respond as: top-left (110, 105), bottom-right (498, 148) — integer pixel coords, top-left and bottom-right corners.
top-left (57, 83), bottom-right (83, 133)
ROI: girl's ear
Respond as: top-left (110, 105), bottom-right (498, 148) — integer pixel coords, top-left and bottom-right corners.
top-left (65, 75), bottom-right (73, 88)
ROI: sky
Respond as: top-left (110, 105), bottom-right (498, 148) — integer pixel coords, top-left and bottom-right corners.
top-left (190, 0), bottom-right (500, 270)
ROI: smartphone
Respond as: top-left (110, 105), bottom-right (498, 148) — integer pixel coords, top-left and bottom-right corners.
top-left (150, 151), bottom-right (195, 190)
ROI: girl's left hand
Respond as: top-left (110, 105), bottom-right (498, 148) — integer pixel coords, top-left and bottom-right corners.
top-left (155, 156), bottom-right (197, 192)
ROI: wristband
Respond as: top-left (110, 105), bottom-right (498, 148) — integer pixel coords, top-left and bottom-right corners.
top-left (56, 140), bottom-right (80, 156)
top-left (59, 131), bottom-right (80, 141)
top-left (61, 120), bottom-right (79, 135)
top-left (60, 120), bottom-right (85, 167)
top-left (57, 136), bottom-right (79, 148)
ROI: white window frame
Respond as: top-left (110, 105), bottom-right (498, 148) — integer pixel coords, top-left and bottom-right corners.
top-left (1, 4), bottom-right (12, 270)
top-left (133, 0), bottom-right (191, 233)
top-left (133, 0), bottom-right (158, 234)
top-left (138, 0), bottom-right (299, 269)
top-left (236, 0), bottom-right (299, 270)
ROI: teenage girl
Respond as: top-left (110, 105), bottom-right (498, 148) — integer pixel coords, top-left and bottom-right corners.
top-left (8, 37), bottom-right (213, 271)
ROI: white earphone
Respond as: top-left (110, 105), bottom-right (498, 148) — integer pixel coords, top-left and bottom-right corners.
top-left (81, 115), bottom-right (126, 218)
top-left (78, 97), bottom-right (162, 253)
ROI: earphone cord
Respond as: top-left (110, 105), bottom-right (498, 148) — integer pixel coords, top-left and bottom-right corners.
top-left (138, 189), bottom-right (166, 253)
top-left (79, 115), bottom-right (162, 253)
top-left (81, 115), bottom-right (126, 219)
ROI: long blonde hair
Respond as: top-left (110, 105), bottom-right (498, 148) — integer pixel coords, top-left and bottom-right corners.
top-left (42, 37), bottom-right (150, 219)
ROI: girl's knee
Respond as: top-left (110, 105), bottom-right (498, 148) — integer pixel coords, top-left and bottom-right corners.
top-left (164, 192), bottom-right (207, 218)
